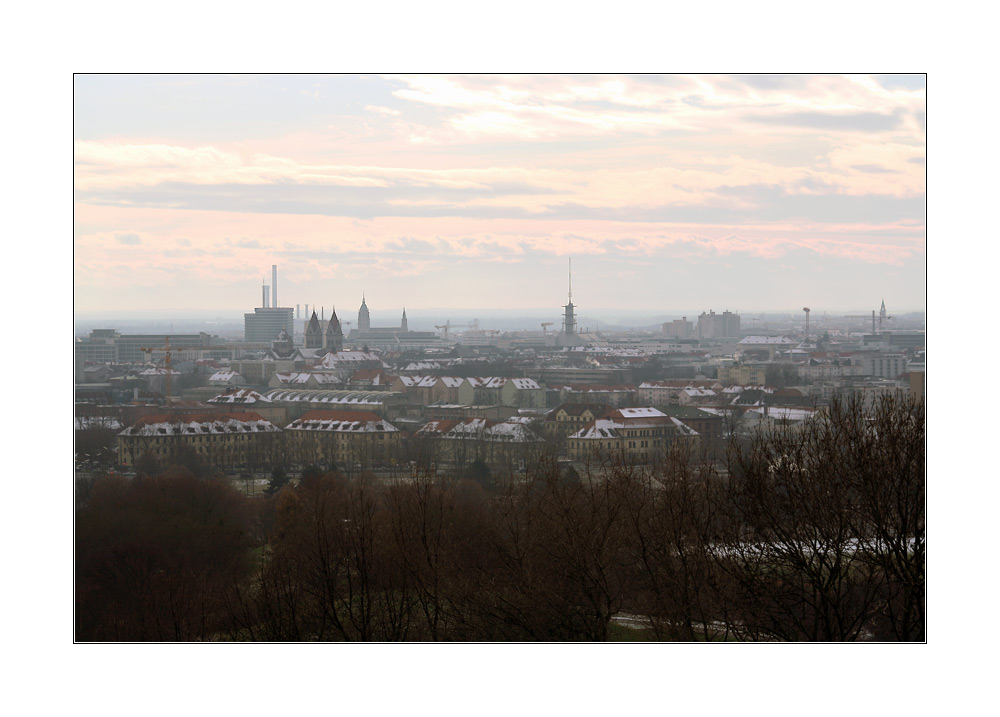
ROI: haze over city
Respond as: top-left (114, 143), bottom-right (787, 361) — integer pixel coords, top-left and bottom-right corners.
top-left (74, 74), bottom-right (925, 317)
top-left (71, 72), bottom-right (930, 653)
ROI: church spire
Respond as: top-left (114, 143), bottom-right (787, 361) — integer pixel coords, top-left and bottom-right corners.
top-left (358, 294), bottom-right (371, 332)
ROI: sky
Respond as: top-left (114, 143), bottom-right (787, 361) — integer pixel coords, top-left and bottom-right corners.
top-left (74, 74), bottom-right (926, 317)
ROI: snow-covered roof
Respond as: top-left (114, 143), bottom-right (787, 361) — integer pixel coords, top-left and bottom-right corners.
top-left (272, 372), bottom-right (313, 385)
top-left (569, 418), bottom-right (625, 440)
top-left (207, 388), bottom-right (272, 404)
top-left (559, 384), bottom-right (637, 393)
top-left (209, 370), bottom-right (242, 382)
top-left (319, 351), bottom-right (384, 368)
top-left (311, 372), bottom-right (344, 385)
top-left (510, 377), bottom-right (541, 390)
top-left (439, 418), bottom-right (542, 443)
top-left (265, 389), bottom-right (394, 406)
top-left (394, 375), bottom-right (427, 387)
top-left (286, 410), bottom-right (399, 433)
top-left (415, 419), bottom-right (461, 436)
top-left (668, 417), bottom-right (700, 436)
top-left (739, 336), bottom-right (797, 345)
top-left (568, 407), bottom-right (701, 440)
top-left (120, 413), bottom-right (279, 437)
top-left (681, 388), bottom-right (717, 397)
top-left (746, 407), bottom-right (817, 422)
top-left (75, 416), bottom-right (123, 430)
top-left (403, 361), bottom-right (442, 371)
top-left (615, 407), bottom-right (667, 419)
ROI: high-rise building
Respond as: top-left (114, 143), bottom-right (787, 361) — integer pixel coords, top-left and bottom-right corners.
top-left (244, 307), bottom-right (294, 344)
top-left (663, 317), bottom-right (693, 339)
top-left (697, 310), bottom-right (741, 340)
top-left (245, 264), bottom-right (292, 343)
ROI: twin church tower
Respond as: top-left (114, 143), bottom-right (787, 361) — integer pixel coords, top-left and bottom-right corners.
top-left (303, 296), bottom-right (409, 351)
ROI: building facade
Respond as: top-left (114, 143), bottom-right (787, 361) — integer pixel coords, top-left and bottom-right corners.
top-left (697, 310), bottom-right (741, 340)
top-left (566, 407), bottom-right (700, 463)
top-left (244, 307), bottom-right (294, 344)
top-left (117, 412), bottom-right (282, 469)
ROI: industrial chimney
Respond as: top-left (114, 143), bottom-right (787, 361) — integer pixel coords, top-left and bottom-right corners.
top-left (272, 265), bottom-right (278, 308)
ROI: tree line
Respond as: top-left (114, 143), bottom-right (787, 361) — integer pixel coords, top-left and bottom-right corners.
top-left (75, 393), bottom-right (924, 641)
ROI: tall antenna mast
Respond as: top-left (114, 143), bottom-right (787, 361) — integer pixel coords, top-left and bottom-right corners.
top-left (568, 257), bottom-right (572, 304)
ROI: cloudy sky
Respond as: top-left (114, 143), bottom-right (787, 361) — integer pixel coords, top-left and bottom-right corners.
top-left (74, 74), bottom-right (925, 316)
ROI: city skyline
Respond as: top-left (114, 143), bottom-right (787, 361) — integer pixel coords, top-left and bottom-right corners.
top-left (74, 74), bottom-right (926, 314)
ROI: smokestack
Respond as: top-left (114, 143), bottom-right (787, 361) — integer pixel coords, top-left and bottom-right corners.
top-left (305, 303), bottom-right (309, 318)
top-left (262, 282), bottom-right (267, 308)
top-left (322, 306), bottom-right (324, 321)
top-left (272, 265), bottom-right (278, 308)
top-left (297, 304), bottom-right (300, 319)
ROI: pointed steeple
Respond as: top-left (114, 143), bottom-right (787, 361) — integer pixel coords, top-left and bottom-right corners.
top-left (401, 306), bottom-right (408, 332)
top-left (326, 306), bottom-right (343, 336)
top-left (326, 306), bottom-right (344, 351)
top-left (304, 310), bottom-right (323, 349)
top-left (358, 294), bottom-right (371, 332)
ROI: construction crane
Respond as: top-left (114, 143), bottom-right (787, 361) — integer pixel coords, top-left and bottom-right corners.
top-left (842, 309), bottom-right (893, 337)
top-left (435, 320), bottom-right (469, 339)
top-left (139, 337), bottom-right (174, 400)
top-left (435, 319), bottom-right (480, 339)
top-left (541, 322), bottom-right (553, 334)
top-left (841, 314), bottom-right (871, 339)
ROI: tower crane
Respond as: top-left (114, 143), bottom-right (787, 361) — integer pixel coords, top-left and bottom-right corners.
top-left (841, 314), bottom-right (872, 338)
top-left (139, 337), bottom-right (174, 400)
top-left (435, 319), bottom-right (474, 339)
top-left (541, 322), bottom-right (553, 334)
top-left (841, 309), bottom-right (892, 338)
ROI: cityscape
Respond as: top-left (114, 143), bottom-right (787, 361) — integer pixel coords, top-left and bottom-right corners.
top-left (74, 74), bottom-right (925, 645)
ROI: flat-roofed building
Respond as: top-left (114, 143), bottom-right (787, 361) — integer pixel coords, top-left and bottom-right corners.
top-left (244, 307), bottom-right (294, 344)
top-left (697, 310), bottom-right (741, 340)
top-left (860, 353), bottom-right (908, 379)
top-left (76, 330), bottom-right (229, 365)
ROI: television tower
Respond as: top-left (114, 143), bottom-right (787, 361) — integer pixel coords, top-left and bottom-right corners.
top-left (563, 258), bottom-right (576, 335)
